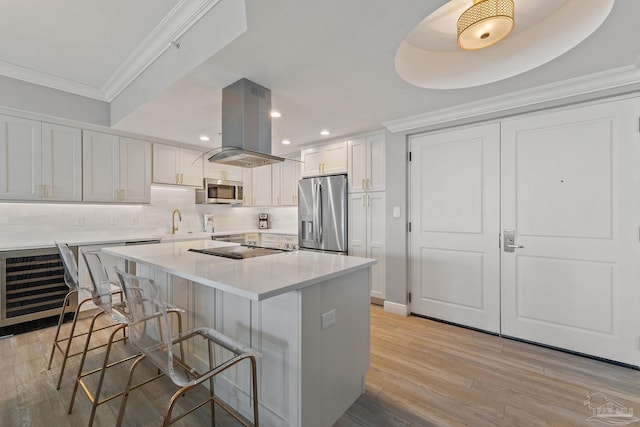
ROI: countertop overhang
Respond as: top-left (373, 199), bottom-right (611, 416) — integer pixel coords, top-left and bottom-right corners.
top-left (103, 240), bottom-right (376, 301)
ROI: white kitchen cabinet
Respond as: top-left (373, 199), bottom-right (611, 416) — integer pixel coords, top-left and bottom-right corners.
top-left (0, 117), bottom-right (83, 202)
top-left (204, 161), bottom-right (243, 182)
top-left (300, 140), bottom-right (347, 177)
top-left (348, 133), bottom-right (385, 193)
top-left (242, 168), bottom-right (253, 206)
top-left (251, 165), bottom-right (272, 206)
top-left (272, 159), bottom-right (300, 206)
top-left (83, 130), bottom-right (151, 203)
top-left (349, 192), bottom-right (386, 299)
top-left (119, 137), bottom-right (152, 203)
top-left (153, 143), bottom-right (204, 187)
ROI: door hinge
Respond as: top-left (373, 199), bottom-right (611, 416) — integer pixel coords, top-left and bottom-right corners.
top-left (408, 292), bottom-right (412, 303)
top-left (408, 222), bottom-right (412, 232)
top-left (408, 151), bottom-right (412, 162)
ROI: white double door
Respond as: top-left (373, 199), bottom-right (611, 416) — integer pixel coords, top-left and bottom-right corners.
top-left (409, 98), bottom-right (640, 365)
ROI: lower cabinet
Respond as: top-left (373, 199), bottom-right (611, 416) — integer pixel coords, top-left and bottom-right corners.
top-left (349, 192), bottom-right (386, 299)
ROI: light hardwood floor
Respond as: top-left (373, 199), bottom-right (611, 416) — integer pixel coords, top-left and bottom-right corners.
top-left (1, 306), bottom-right (639, 426)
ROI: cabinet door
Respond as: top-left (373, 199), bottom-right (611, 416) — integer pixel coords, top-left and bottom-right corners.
top-left (0, 115), bottom-right (42, 200)
top-left (204, 160), bottom-right (223, 179)
top-left (179, 148), bottom-right (204, 187)
top-left (367, 192), bottom-right (386, 299)
top-left (153, 143), bottom-right (180, 185)
top-left (119, 137), bottom-right (151, 203)
top-left (347, 138), bottom-right (367, 193)
top-left (252, 165), bottom-right (272, 206)
top-left (242, 168), bottom-right (253, 206)
top-left (42, 123), bottom-right (82, 201)
top-left (323, 141), bottom-right (347, 174)
top-left (83, 130), bottom-right (120, 202)
top-left (301, 146), bottom-right (322, 177)
top-left (280, 159), bottom-right (300, 205)
top-left (348, 193), bottom-right (368, 259)
top-left (224, 165), bottom-right (243, 181)
top-left (367, 134), bottom-right (386, 192)
top-left (271, 163), bottom-right (282, 205)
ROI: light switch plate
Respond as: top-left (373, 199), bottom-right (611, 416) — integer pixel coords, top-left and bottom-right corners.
top-left (393, 206), bottom-right (401, 218)
top-left (321, 309), bottom-right (336, 330)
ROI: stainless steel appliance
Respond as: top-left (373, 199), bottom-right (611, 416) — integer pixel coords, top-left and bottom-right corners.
top-left (189, 245), bottom-right (291, 259)
top-left (196, 178), bottom-right (243, 204)
top-left (258, 213), bottom-right (269, 229)
top-left (298, 174), bottom-right (348, 254)
top-left (207, 78), bottom-right (285, 168)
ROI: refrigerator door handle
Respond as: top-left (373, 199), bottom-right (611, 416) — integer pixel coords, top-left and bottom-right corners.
top-left (317, 183), bottom-right (323, 244)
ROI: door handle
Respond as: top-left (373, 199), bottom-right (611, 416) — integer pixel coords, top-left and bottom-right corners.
top-left (503, 230), bottom-right (523, 252)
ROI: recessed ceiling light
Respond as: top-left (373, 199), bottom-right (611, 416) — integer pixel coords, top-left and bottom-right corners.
top-left (282, 139), bottom-right (291, 145)
top-left (270, 110), bottom-right (282, 118)
top-left (199, 135), bottom-right (210, 142)
top-left (320, 129), bottom-right (330, 136)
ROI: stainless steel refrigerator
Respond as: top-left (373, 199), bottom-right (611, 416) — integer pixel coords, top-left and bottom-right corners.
top-left (298, 174), bottom-right (348, 254)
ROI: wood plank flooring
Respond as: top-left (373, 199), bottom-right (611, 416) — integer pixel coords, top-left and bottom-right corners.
top-left (1, 305), bottom-right (639, 426)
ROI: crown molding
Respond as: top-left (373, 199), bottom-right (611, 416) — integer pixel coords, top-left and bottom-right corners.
top-left (101, 0), bottom-right (221, 101)
top-left (0, 60), bottom-right (107, 100)
top-left (0, 0), bottom-right (220, 103)
top-left (384, 63), bottom-right (640, 133)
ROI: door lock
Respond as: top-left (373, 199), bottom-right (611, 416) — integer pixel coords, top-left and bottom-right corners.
top-left (503, 230), bottom-right (524, 253)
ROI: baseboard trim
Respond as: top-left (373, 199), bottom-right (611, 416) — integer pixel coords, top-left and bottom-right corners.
top-left (383, 301), bottom-right (409, 316)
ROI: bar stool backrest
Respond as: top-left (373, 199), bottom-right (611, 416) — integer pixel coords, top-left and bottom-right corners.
top-left (114, 268), bottom-right (191, 386)
top-left (81, 251), bottom-right (130, 323)
top-left (55, 242), bottom-right (79, 291)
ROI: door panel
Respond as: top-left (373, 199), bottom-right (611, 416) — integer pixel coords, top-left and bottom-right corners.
top-left (501, 98), bottom-right (640, 365)
top-left (410, 123), bottom-right (500, 333)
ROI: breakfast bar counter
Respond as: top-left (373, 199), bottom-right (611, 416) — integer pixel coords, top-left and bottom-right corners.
top-left (103, 240), bottom-right (376, 427)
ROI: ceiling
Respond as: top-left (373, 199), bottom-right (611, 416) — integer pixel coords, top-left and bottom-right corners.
top-left (1, 0), bottom-right (639, 156)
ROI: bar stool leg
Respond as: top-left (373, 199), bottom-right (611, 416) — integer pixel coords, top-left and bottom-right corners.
top-left (54, 293), bottom-right (85, 390)
top-left (68, 310), bottom-right (105, 414)
top-left (46, 290), bottom-right (75, 370)
top-left (87, 323), bottom-right (127, 427)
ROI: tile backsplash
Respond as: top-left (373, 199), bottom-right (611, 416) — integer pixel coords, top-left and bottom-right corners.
top-left (0, 186), bottom-right (297, 245)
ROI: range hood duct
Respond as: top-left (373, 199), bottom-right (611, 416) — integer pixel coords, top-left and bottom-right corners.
top-left (208, 78), bottom-right (284, 168)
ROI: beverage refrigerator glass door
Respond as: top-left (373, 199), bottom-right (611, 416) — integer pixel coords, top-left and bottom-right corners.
top-left (297, 174), bottom-right (347, 253)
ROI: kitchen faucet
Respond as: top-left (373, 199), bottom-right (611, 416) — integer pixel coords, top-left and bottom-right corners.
top-left (171, 209), bottom-right (182, 234)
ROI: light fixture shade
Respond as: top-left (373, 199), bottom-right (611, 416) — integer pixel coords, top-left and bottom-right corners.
top-left (457, 0), bottom-right (514, 50)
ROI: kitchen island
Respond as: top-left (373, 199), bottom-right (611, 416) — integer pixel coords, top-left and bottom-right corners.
top-left (103, 240), bottom-right (376, 427)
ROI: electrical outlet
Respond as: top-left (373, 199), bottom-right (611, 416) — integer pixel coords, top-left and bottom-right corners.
top-left (110, 216), bottom-right (119, 225)
top-left (74, 217), bottom-right (84, 226)
top-left (131, 216), bottom-right (139, 226)
top-left (321, 309), bottom-right (336, 330)
top-left (393, 206), bottom-right (401, 218)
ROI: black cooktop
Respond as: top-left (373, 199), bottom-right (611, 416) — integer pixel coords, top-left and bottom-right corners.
top-left (188, 245), bottom-right (292, 260)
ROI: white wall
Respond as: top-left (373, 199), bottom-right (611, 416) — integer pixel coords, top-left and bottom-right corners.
top-left (0, 186), bottom-right (297, 246)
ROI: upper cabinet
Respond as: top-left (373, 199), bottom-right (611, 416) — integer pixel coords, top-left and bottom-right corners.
top-left (301, 141), bottom-right (347, 177)
top-left (272, 159), bottom-right (300, 206)
top-left (0, 116), bottom-right (82, 201)
top-left (348, 133), bottom-right (385, 193)
top-left (153, 143), bottom-right (203, 187)
top-left (204, 161), bottom-right (243, 182)
top-left (252, 164), bottom-right (272, 206)
top-left (83, 130), bottom-right (151, 203)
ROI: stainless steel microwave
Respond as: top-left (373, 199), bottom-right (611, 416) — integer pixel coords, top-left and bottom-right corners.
top-left (196, 179), bottom-right (243, 204)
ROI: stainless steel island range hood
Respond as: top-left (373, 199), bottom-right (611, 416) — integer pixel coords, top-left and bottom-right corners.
top-left (208, 78), bottom-right (284, 168)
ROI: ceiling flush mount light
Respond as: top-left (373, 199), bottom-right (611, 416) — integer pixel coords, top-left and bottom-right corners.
top-left (199, 135), bottom-right (210, 142)
top-left (320, 129), bottom-right (330, 136)
top-left (457, 0), bottom-right (515, 50)
top-left (270, 110), bottom-right (282, 118)
top-left (281, 139), bottom-right (291, 145)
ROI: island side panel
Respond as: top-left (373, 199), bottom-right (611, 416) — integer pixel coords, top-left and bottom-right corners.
top-left (300, 267), bottom-right (371, 427)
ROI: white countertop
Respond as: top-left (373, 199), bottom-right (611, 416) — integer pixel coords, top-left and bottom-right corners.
top-left (0, 229), bottom-right (298, 251)
top-left (103, 240), bottom-right (375, 301)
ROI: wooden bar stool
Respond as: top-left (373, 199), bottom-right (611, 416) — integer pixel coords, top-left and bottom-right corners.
top-left (114, 268), bottom-right (260, 427)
